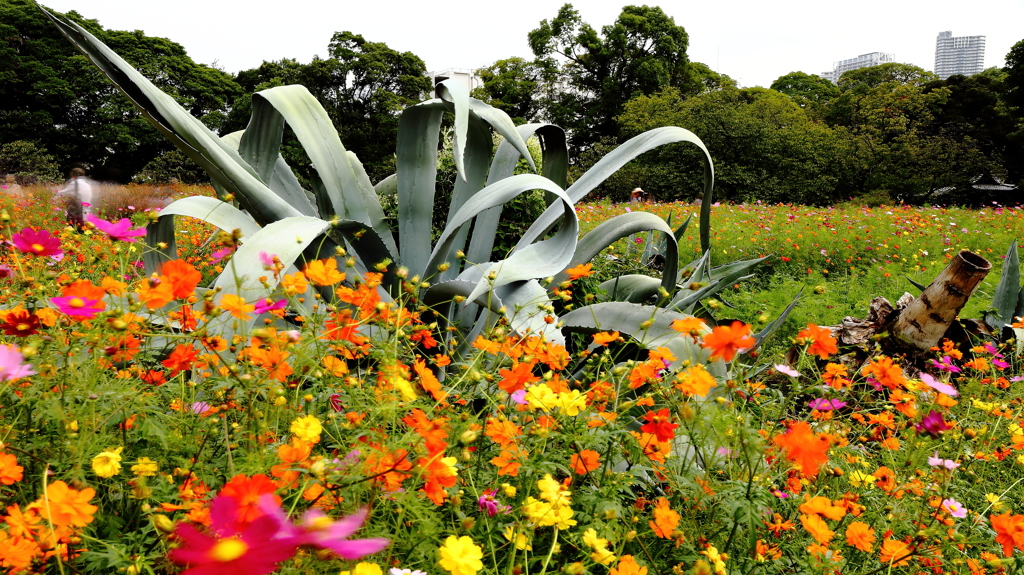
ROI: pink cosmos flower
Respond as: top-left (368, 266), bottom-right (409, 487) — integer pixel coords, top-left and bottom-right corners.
top-left (11, 228), bottom-right (62, 257)
top-left (0, 345), bottom-right (36, 381)
top-left (774, 364), bottom-right (800, 378)
top-left (258, 496), bottom-right (389, 559)
top-left (51, 295), bottom-right (105, 318)
top-left (191, 402), bottom-right (212, 415)
top-left (941, 498), bottom-right (967, 519)
top-left (211, 247), bottom-right (235, 263)
top-left (927, 452), bottom-right (959, 470)
top-left (253, 298), bottom-right (287, 315)
top-left (808, 398), bottom-right (847, 411)
top-left (259, 251), bottom-right (277, 270)
top-left (477, 489), bottom-right (511, 517)
top-left (915, 410), bottom-right (953, 438)
top-left (86, 215), bottom-right (147, 242)
top-left (169, 496), bottom-right (300, 575)
top-left (920, 372), bottom-right (958, 397)
top-left (929, 356), bottom-right (961, 373)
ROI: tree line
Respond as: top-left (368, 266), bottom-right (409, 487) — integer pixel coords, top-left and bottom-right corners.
top-left (2, 0), bottom-right (1022, 206)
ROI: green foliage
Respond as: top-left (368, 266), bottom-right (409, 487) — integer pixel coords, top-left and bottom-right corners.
top-left (134, 148), bottom-right (209, 184)
top-left (770, 71), bottom-right (840, 110)
top-left (472, 57), bottom-right (542, 124)
top-left (528, 4), bottom-right (691, 151)
top-left (617, 86), bottom-right (855, 205)
top-left (224, 32), bottom-right (432, 185)
top-left (0, 140), bottom-right (61, 183)
top-left (0, 0), bottom-right (240, 181)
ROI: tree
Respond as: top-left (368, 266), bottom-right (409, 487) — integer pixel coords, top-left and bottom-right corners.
top-left (770, 71), bottom-right (840, 110)
top-left (688, 62), bottom-right (736, 95)
top-left (1004, 39), bottom-right (1024, 112)
top-left (472, 57), bottom-right (541, 124)
top-left (225, 32), bottom-right (431, 184)
top-left (0, 0), bottom-right (240, 181)
top-left (615, 86), bottom-right (856, 205)
top-left (836, 63), bottom-right (937, 93)
top-left (528, 4), bottom-right (690, 151)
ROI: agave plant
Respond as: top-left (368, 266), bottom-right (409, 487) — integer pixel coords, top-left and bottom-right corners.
top-left (43, 8), bottom-right (789, 366)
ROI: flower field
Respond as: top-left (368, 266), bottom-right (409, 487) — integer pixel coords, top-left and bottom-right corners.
top-left (2, 187), bottom-right (1024, 575)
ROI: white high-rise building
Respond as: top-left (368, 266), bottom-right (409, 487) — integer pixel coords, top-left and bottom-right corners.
top-left (819, 52), bottom-right (896, 84)
top-left (429, 68), bottom-right (484, 92)
top-left (934, 31), bottom-right (986, 80)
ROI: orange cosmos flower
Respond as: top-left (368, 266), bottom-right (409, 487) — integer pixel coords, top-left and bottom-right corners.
top-left (219, 294), bottom-right (255, 320)
top-left (800, 513), bottom-right (834, 544)
top-left (670, 316), bottom-right (707, 337)
top-left (878, 539), bottom-right (912, 566)
top-left (571, 450), bottom-right (601, 475)
top-left (40, 481), bottom-right (97, 527)
top-left (136, 277), bottom-right (175, 310)
top-left (675, 364), bottom-right (717, 397)
top-left (592, 331), bottom-right (619, 345)
top-left (702, 321), bottom-right (755, 362)
top-left (649, 497), bottom-right (680, 539)
top-left (822, 363), bottom-right (850, 390)
top-left (403, 409), bottom-right (449, 455)
top-left (796, 324), bottom-right (838, 359)
top-left (565, 263), bottom-right (594, 280)
top-left (413, 358), bottom-right (446, 401)
top-left (0, 531), bottom-right (40, 572)
top-left (845, 521), bottom-right (875, 552)
top-left (161, 259), bottom-right (202, 299)
top-left (799, 496), bottom-right (846, 520)
top-left (218, 474), bottom-right (280, 525)
top-left (862, 356), bottom-right (906, 390)
top-left (0, 452), bottom-right (23, 485)
top-left (772, 421), bottom-right (830, 479)
top-left (497, 361), bottom-right (539, 394)
top-left (610, 555), bottom-right (647, 575)
top-left (991, 512), bottom-right (1024, 557)
top-left (303, 258), bottom-right (345, 286)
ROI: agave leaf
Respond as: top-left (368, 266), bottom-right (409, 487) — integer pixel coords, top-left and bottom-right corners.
top-left (905, 275), bottom-right (927, 293)
top-left (465, 123), bottom-right (568, 270)
top-left (987, 239), bottom-right (1020, 330)
top-left (558, 212), bottom-right (677, 297)
top-left (436, 81), bottom-right (536, 177)
top-left (516, 127), bottom-right (713, 253)
top-left (374, 174), bottom-right (398, 197)
top-left (143, 196), bottom-right (261, 275)
top-left (752, 290), bottom-right (802, 349)
top-left (598, 274), bottom-right (663, 303)
top-left (221, 131), bottom-right (317, 215)
top-left (206, 216), bottom-right (331, 339)
top-left (440, 113), bottom-right (492, 282)
top-left (425, 174), bottom-right (576, 303)
top-left (661, 336), bottom-right (728, 383)
top-left (396, 101), bottom-right (444, 278)
top-left (560, 302), bottom-right (698, 349)
top-left (249, 86), bottom-right (397, 257)
top-left (40, 10), bottom-right (300, 227)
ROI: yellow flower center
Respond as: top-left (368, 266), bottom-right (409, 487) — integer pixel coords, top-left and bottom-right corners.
top-left (16, 323), bottom-right (29, 331)
top-left (31, 243), bottom-right (44, 253)
top-left (309, 516), bottom-right (333, 531)
top-left (69, 298), bottom-right (85, 309)
top-left (209, 538), bottom-right (248, 562)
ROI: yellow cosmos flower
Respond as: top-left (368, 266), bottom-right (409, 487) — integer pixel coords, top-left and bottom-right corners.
top-left (438, 535), bottom-right (483, 575)
top-left (340, 563), bottom-right (383, 575)
top-left (131, 457), bottom-right (159, 477)
top-left (290, 414), bottom-right (323, 443)
top-left (92, 447), bottom-right (123, 478)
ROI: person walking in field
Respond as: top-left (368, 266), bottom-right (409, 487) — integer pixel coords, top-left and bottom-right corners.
top-left (55, 167), bottom-right (93, 228)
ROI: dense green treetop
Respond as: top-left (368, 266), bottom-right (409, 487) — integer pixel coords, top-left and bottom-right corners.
top-left (1006, 39), bottom-right (1024, 113)
top-left (0, 0), bottom-right (239, 181)
top-left (528, 3), bottom-right (690, 150)
top-left (471, 57), bottom-right (542, 124)
top-left (770, 71), bottom-right (840, 109)
top-left (837, 63), bottom-right (937, 93)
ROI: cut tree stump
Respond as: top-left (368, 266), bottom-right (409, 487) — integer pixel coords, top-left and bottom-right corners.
top-left (892, 250), bottom-right (991, 351)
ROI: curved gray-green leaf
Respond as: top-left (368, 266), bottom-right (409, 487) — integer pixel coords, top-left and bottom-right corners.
top-left (466, 123), bottom-right (568, 267)
top-left (206, 216), bottom-right (331, 339)
top-left (425, 174), bottom-right (576, 303)
top-left (436, 81), bottom-right (536, 177)
top-left (397, 101), bottom-right (444, 278)
top-left (556, 212), bottom-right (677, 298)
top-left (559, 302), bottom-right (695, 349)
top-left (598, 274), bottom-right (663, 304)
top-left (41, 10), bottom-right (300, 227)
top-left (144, 196), bottom-right (262, 275)
top-left (516, 127), bottom-right (713, 253)
top-left (987, 239), bottom-right (1019, 330)
top-left (251, 86), bottom-right (396, 256)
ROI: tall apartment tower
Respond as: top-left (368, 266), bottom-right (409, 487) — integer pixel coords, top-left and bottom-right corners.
top-left (819, 52), bottom-right (895, 84)
top-left (934, 31), bottom-right (986, 79)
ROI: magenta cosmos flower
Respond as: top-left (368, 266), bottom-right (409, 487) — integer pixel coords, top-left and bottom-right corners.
top-left (169, 496), bottom-right (300, 575)
top-left (807, 398), bottom-right (847, 411)
top-left (0, 345), bottom-right (36, 381)
top-left (11, 228), bottom-right (62, 257)
top-left (258, 496), bottom-right (390, 559)
top-left (86, 214), bottom-right (147, 242)
top-left (51, 295), bottom-right (105, 319)
top-left (915, 410), bottom-right (953, 438)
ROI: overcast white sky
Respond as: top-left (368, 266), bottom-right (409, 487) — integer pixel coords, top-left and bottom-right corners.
top-left (42, 0), bottom-right (1024, 89)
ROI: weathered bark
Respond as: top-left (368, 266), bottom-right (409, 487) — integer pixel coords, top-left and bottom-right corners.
top-left (893, 250), bottom-right (991, 351)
